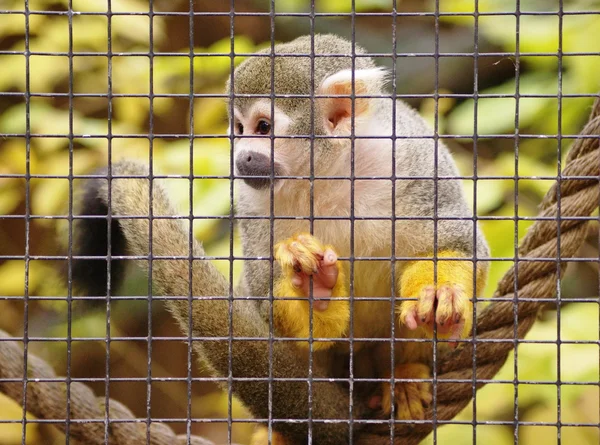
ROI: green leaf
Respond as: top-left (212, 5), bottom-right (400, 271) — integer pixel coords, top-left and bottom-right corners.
top-left (446, 72), bottom-right (557, 136)
top-left (194, 36), bottom-right (257, 78)
top-left (463, 179), bottom-right (506, 215)
top-left (317, 0), bottom-right (393, 13)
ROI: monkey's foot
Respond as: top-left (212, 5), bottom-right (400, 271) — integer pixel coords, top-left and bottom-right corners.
top-left (275, 233), bottom-right (341, 310)
top-left (250, 426), bottom-right (288, 445)
top-left (381, 363), bottom-right (432, 420)
top-left (273, 233), bottom-right (349, 349)
top-left (398, 252), bottom-right (476, 340)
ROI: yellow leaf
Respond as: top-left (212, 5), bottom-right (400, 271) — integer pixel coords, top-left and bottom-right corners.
top-left (0, 140), bottom-right (39, 175)
top-left (0, 261), bottom-right (52, 296)
top-left (0, 261), bottom-right (26, 296)
top-left (0, 54), bottom-right (26, 92)
top-left (0, 393), bottom-right (41, 445)
top-left (31, 177), bottom-right (69, 217)
top-left (0, 187), bottom-right (23, 215)
top-left (193, 97), bottom-right (228, 134)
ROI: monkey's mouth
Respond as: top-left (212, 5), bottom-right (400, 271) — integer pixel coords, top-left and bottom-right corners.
top-left (235, 151), bottom-right (282, 190)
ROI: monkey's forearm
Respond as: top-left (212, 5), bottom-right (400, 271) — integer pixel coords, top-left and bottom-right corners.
top-left (71, 161), bottom-right (359, 444)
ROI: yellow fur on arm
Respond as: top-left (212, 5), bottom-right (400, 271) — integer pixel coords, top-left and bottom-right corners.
top-left (273, 254), bottom-right (349, 351)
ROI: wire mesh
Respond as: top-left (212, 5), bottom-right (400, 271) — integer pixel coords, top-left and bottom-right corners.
top-left (0, 1), bottom-right (599, 445)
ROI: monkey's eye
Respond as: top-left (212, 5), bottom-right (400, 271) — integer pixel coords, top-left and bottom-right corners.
top-left (256, 119), bottom-right (272, 135)
top-left (236, 122), bottom-right (244, 135)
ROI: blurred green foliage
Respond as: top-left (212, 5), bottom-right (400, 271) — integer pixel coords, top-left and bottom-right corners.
top-left (0, 0), bottom-right (598, 444)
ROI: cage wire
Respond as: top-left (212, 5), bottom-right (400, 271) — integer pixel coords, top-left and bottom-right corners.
top-left (0, 1), bottom-right (599, 445)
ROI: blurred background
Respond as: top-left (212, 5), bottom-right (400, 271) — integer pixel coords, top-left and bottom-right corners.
top-left (0, 0), bottom-right (599, 444)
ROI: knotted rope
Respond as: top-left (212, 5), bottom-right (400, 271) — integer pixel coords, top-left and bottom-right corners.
top-left (0, 98), bottom-right (598, 445)
top-left (358, 97), bottom-right (600, 444)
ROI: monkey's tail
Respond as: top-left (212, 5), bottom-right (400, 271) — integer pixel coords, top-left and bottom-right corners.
top-left (71, 166), bottom-right (127, 299)
top-left (71, 160), bottom-right (229, 301)
top-left (70, 160), bottom-right (355, 442)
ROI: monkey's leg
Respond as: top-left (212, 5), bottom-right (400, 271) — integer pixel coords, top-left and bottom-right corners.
top-left (379, 251), bottom-right (487, 420)
top-left (380, 362), bottom-right (432, 420)
top-left (273, 233), bottom-right (349, 350)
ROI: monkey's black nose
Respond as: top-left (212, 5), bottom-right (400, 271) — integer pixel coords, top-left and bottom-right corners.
top-left (235, 151), bottom-right (279, 190)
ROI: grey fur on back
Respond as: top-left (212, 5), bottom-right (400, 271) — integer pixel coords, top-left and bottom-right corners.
top-left (393, 99), bottom-right (489, 259)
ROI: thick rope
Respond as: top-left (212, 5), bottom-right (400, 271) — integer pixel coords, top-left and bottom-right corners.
top-left (0, 330), bottom-right (218, 445)
top-left (357, 96), bottom-right (600, 444)
top-left (0, 98), bottom-right (598, 445)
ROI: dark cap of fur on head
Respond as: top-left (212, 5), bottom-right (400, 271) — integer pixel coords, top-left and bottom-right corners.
top-left (226, 34), bottom-right (376, 115)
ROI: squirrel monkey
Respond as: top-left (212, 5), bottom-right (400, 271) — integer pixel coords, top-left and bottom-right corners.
top-left (70, 34), bottom-right (488, 445)
top-left (228, 35), bottom-right (489, 443)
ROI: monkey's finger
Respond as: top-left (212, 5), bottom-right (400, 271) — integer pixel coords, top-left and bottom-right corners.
top-left (380, 383), bottom-right (393, 416)
top-left (416, 286), bottom-right (436, 324)
top-left (275, 238), bottom-right (318, 275)
top-left (395, 384), bottom-right (411, 420)
top-left (295, 233), bottom-right (325, 254)
top-left (405, 383), bottom-right (425, 420)
top-left (274, 242), bottom-right (295, 271)
top-left (447, 319), bottom-right (465, 341)
top-left (452, 285), bottom-right (472, 325)
top-left (399, 304), bottom-right (419, 330)
top-left (300, 277), bottom-right (333, 309)
top-left (317, 248), bottom-right (339, 289)
top-left (288, 241), bottom-right (320, 274)
top-left (320, 248), bottom-right (337, 267)
top-left (434, 285), bottom-right (454, 327)
top-left (442, 285), bottom-right (472, 338)
top-left (417, 382), bottom-right (432, 407)
top-left (291, 273), bottom-right (303, 288)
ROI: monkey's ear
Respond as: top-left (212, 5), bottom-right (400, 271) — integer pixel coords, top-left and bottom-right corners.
top-left (317, 67), bottom-right (388, 134)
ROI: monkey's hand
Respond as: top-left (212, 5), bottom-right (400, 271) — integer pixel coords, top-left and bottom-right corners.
top-left (273, 233), bottom-right (349, 350)
top-left (379, 363), bottom-right (432, 420)
top-left (398, 251), bottom-right (480, 341)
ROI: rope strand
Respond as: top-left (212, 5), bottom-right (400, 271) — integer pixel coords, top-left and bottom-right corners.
top-left (0, 330), bottom-right (220, 445)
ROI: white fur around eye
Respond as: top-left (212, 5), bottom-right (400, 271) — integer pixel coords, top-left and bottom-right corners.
top-left (250, 100), bottom-right (291, 135)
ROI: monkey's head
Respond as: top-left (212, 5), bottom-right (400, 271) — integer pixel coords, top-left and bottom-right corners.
top-left (226, 34), bottom-right (388, 192)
